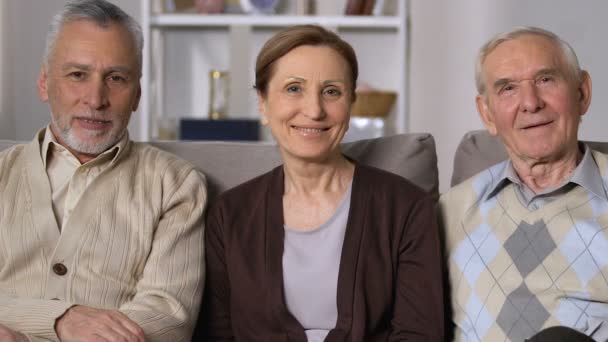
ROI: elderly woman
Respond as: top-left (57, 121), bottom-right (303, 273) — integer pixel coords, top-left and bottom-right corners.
top-left (201, 25), bottom-right (444, 341)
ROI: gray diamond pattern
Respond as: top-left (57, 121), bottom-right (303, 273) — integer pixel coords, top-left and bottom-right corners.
top-left (497, 283), bottom-right (551, 341)
top-left (503, 220), bottom-right (557, 277)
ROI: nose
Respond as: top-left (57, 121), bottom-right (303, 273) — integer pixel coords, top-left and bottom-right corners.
top-left (303, 92), bottom-right (326, 120)
top-left (84, 78), bottom-right (109, 110)
top-left (519, 81), bottom-right (544, 113)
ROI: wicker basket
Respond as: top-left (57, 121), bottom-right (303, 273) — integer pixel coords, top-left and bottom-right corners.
top-left (351, 91), bottom-right (397, 118)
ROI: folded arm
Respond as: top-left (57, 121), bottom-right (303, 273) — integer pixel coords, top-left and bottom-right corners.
top-left (119, 169), bottom-right (207, 341)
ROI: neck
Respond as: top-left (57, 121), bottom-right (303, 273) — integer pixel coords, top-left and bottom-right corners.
top-left (510, 146), bottom-right (582, 193)
top-left (282, 153), bottom-right (354, 195)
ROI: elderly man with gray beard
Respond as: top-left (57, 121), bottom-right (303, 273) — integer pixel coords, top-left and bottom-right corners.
top-left (0, 1), bottom-right (206, 341)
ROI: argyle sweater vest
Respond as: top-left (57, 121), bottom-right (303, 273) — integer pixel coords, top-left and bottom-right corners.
top-left (440, 150), bottom-right (608, 342)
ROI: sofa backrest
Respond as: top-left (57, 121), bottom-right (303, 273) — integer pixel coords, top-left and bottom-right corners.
top-left (451, 129), bottom-right (608, 187)
top-left (0, 133), bottom-right (439, 201)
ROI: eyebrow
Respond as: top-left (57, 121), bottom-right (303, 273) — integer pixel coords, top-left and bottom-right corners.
top-left (285, 76), bottom-right (347, 85)
top-left (533, 68), bottom-right (561, 78)
top-left (492, 68), bottom-right (562, 91)
top-left (61, 62), bottom-right (134, 75)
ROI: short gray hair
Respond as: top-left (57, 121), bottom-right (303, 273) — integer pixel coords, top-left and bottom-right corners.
top-left (44, 0), bottom-right (143, 75)
top-left (475, 26), bottom-right (582, 95)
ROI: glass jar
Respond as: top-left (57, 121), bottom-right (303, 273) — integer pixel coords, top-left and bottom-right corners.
top-left (208, 70), bottom-right (229, 120)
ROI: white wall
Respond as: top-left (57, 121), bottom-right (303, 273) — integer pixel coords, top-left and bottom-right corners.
top-left (0, 0), bottom-right (14, 139)
top-left (5, 1), bottom-right (64, 141)
top-left (4, 0), bottom-right (608, 193)
top-left (410, 0), bottom-right (608, 192)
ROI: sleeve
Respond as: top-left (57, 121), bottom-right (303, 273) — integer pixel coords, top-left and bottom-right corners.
top-left (0, 297), bottom-right (72, 341)
top-left (119, 168), bottom-right (207, 342)
top-left (196, 201), bottom-right (235, 341)
top-left (25, 334), bottom-right (54, 342)
top-left (389, 195), bottom-right (445, 341)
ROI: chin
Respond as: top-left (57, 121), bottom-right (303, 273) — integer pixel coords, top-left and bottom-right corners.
top-left (295, 148), bottom-right (342, 163)
top-left (65, 131), bottom-right (123, 156)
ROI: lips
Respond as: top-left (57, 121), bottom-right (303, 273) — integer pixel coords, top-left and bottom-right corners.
top-left (521, 120), bottom-right (553, 130)
top-left (75, 117), bottom-right (112, 130)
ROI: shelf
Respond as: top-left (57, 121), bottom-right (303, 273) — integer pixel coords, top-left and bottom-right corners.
top-left (150, 14), bottom-right (401, 29)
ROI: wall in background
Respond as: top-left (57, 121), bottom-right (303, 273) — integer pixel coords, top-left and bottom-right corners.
top-left (5, 1), bottom-right (64, 141)
top-left (4, 0), bottom-right (608, 193)
top-left (0, 0), bottom-right (14, 139)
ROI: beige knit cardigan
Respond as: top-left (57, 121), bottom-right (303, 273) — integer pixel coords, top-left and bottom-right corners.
top-left (0, 131), bottom-right (206, 341)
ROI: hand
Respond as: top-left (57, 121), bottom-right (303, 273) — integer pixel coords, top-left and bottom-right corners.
top-left (55, 305), bottom-right (145, 342)
top-left (0, 323), bottom-right (28, 342)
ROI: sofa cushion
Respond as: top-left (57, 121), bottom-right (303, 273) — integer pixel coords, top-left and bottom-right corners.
top-left (451, 129), bottom-right (608, 187)
top-left (0, 133), bottom-right (439, 201)
top-left (151, 133), bottom-right (439, 200)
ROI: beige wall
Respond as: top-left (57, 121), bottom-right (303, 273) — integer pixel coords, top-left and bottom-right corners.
top-left (0, 0), bottom-right (13, 139)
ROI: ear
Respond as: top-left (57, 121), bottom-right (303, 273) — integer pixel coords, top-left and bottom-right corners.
top-left (257, 90), bottom-right (269, 126)
top-left (577, 70), bottom-right (592, 117)
top-left (476, 94), bottom-right (498, 136)
top-left (37, 65), bottom-right (49, 102)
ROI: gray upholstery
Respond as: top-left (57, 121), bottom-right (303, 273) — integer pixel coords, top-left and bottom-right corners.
top-left (0, 133), bottom-right (439, 201)
top-left (451, 130), bottom-right (608, 187)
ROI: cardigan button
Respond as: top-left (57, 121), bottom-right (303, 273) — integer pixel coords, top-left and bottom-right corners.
top-left (52, 263), bottom-right (68, 276)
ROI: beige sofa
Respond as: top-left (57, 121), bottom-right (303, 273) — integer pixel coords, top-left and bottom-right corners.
top-left (0, 132), bottom-right (440, 203)
top-left (5, 129), bottom-right (607, 206)
top-left (4, 130), bottom-right (607, 339)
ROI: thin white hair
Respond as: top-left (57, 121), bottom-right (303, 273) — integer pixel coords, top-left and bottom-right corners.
top-left (475, 26), bottom-right (582, 95)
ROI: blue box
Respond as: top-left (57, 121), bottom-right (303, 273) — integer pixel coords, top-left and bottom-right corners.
top-left (180, 118), bottom-right (260, 141)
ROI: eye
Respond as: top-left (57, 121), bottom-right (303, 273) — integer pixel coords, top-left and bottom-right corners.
top-left (68, 71), bottom-right (86, 80)
top-left (537, 75), bottom-right (554, 84)
top-left (323, 87), bottom-right (342, 97)
top-left (108, 74), bottom-right (127, 83)
top-left (285, 84), bottom-right (302, 93)
top-left (498, 83), bottom-right (516, 95)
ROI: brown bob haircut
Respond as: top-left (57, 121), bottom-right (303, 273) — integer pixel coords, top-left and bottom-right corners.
top-left (254, 24), bottom-right (359, 100)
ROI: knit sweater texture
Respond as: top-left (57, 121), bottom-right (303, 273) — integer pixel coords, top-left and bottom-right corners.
top-left (440, 150), bottom-right (608, 341)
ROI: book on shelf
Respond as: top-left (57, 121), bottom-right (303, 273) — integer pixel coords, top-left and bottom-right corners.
top-left (344, 0), bottom-right (376, 15)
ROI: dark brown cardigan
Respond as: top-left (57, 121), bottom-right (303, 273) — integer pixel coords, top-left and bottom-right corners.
top-left (198, 163), bottom-right (444, 341)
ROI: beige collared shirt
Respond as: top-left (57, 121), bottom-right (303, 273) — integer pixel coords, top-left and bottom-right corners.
top-left (40, 126), bottom-right (128, 229)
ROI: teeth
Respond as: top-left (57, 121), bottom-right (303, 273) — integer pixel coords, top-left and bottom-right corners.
top-left (295, 127), bottom-right (324, 133)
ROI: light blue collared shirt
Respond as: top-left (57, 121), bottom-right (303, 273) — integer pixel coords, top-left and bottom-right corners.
top-left (485, 144), bottom-right (608, 210)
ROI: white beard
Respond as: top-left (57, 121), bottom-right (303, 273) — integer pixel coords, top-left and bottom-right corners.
top-left (51, 111), bottom-right (128, 155)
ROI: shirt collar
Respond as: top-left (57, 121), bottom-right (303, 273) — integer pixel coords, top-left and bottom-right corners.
top-left (40, 125), bottom-right (129, 167)
top-left (484, 144), bottom-right (608, 202)
top-left (570, 144), bottom-right (608, 202)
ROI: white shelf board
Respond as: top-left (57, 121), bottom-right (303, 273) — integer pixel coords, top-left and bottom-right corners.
top-left (150, 14), bottom-right (401, 29)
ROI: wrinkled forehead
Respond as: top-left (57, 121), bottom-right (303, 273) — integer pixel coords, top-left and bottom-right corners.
top-left (51, 20), bottom-right (139, 68)
top-left (482, 34), bottom-right (566, 79)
